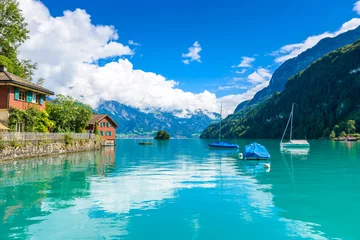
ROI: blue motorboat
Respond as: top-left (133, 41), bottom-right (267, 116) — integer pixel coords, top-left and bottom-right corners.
top-left (209, 141), bottom-right (240, 149)
top-left (242, 142), bottom-right (271, 160)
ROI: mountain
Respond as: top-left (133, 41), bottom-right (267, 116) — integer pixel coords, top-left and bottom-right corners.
top-left (95, 100), bottom-right (220, 138)
top-left (234, 26), bottom-right (360, 113)
top-left (201, 40), bottom-right (360, 139)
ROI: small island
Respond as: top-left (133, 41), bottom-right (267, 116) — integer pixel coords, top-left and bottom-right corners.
top-left (154, 130), bottom-right (170, 140)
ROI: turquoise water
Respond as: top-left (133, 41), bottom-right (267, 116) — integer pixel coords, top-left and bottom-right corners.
top-left (1, 139), bottom-right (360, 239)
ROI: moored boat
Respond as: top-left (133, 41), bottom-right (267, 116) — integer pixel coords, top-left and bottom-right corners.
top-left (241, 142), bottom-right (271, 160)
top-left (209, 103), bottom-right (239, 150)
top-left (209, 141), bottom-right (239, 149)
top-left (280, 103), bottom-right (310, 148)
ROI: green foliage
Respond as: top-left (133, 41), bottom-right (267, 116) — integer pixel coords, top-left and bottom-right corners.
top-left (94, 123), bottom-right (99, 135)
top-left (341, 131), bottom-right (347, 137)
top-left (333, 125), bottom-right (340, 137)
top-left (154, 130), bottom-right (170, 140)
top-left (9, 140), bottom-right (21, 148)
top-left (46, 95), bottom-right (93, 133)
top-left (8, 107), bottom-right (55, 132)
top-left (329, 130), bottom-right (336, 139)
top-left (346, 120), bottom-right (356, 134)
top-left (0, 0), bottom-right (37, 80)
top-left (0, 141), bottom-right (5, 151)
top-left (36, 77), bottom-right (45, 86)
top-left (201, 40), bottom-right (360, 139)
top-left (64, 134), bottom-right (73, 145)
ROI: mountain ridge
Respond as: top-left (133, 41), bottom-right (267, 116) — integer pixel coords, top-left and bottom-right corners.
top-left (234, 26), bottom-right (360, 113)
top-left (201, 40), bottom-right (360, 139)
top-left (95, 100), bottom-right (220, 138)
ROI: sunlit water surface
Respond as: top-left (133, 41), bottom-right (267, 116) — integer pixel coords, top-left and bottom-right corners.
top-left (1, 139), bottom-right (360, 239)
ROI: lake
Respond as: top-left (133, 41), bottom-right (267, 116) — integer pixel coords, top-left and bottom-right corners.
top-left (1, 139), bottom-right (360, 239)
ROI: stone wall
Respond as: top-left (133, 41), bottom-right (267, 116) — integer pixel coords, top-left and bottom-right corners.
top-left (0, 139), bottom-right (101, 161)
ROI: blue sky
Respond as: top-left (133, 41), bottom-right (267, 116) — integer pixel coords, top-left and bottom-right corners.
top-left (40, 0), bottom-right (359, 94)
top-left (18, 0), bottom-right (360, 115)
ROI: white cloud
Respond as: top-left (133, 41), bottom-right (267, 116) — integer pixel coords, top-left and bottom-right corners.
top-left (274, 18), bottom-right (360, 63)
top-left (354, 1), bottom-right (360, 14)
top-left (247, 68), bottom-right (272, 84)
top-left (218, 81), bottom-right (270, 116)
top-left (128, 40), bottom-right (141, 46)
top-left (237, 57), bottom-right (255, 68)
top-left (182, 41), bottom-right (202, 64)
top-left (236, 69), bottom-right (247, 74)
top-left (18, 0), bottom-right (219, 114)
top-left (182, 59), bottom-right (190, 65)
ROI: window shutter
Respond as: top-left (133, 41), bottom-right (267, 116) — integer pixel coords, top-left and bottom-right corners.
top-left (14, 88), bottom-right (19, 100)
top-left (110, 131), bottom-right (112, 136)
top-left (27, 91), bottom-right (33, 102)
top-left (40, 95), bottom-right (44, 105)
top-left (107, 122), bottom-right (110, 127)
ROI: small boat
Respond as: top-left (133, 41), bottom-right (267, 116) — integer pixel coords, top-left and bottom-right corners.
top-left (241, 142), bottom-right (271, 160)
top-left (346, 137), bottom-right (358, 142)
top-left (280, 103), bottom-right (310, 148)
top-left (139, 142), bottom-right (153, 145)
top-left (209, 141), bottom-right (239, 149)
top-left (209, 103), bottom-right (239, 149)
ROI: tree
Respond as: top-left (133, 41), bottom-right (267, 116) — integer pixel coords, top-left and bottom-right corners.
top-left (36, 77), bottom-right (45, 86)
top-left (341, 131), bottom-right (347, 137)
top-left (154, 130), bottom-right (170, 140)
top-left (93, 122), bottom-right (99, 135)
top-left (346, 120), bottom-right (356, 134)
top-left (329, 130), bottom-right (336, 139)
top-left (46, 95), bottom-right (93, 133)
top-left (0, 0), bottom-right (36, 79)
top-left (333, 125), bottom-right (340, 138)
top-left (8, 107), bottom-right (55, 132)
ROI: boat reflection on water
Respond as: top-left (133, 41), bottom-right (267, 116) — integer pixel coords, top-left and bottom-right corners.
top-left (280, 146), bottom-right (310, 156)
top-left (242, 160), bottom-right (271, 174)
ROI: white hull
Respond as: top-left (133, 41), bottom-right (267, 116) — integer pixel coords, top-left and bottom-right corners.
top-left (280, 142), bottom-right (310, 148)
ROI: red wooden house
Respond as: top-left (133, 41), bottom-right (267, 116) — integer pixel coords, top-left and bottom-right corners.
top-left (0, 65), bottom-right (54, 130)
top-left (87, 114), bottom-right (118, 145)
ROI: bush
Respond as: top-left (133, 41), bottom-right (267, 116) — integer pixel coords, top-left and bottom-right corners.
top-left (0, 141), bottom-right (5, 152)
top-left (329, 130), bottom-right (336, 139)
top-left (154, 130), bottom-right (170, 140)
top-left (9, 140), bottom-right (21, 148)
top-left (64, 134), bottom-right (73, 145)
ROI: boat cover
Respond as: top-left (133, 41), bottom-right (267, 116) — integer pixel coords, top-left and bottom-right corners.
top-left (243, 142), bottom-right (271, 159)
top-left (209, 141), bottom-right (239, 149)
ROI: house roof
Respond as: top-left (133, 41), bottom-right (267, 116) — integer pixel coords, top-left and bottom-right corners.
top-left (89, 114), bottom-right (118, 128)
top-left (0, 71), bottom-right (54, 95)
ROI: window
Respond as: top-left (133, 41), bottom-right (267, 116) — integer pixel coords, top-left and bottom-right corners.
top-left (32, 92), bottom-right (38, 104)
top-left (19, 90), bottom-right (26, 101)
top-left (100, 131), bottom-right (104, 136)
top-left (109, 131), bottom-right (112, 136)
top-left (107, 122), bottom-right (110, 127)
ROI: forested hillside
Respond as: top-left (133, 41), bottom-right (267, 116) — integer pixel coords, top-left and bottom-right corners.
top-left (201, 40), bottom-right (360, 139)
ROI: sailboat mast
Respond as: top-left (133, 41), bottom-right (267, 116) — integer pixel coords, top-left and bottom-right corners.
top-left (290, 103), bottom-right (294, 141)
top-left (219, 103), bottom-right (222, 141)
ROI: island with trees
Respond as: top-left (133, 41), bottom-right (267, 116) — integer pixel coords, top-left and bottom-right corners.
top-left (154, 130), bottom-right (170, 140)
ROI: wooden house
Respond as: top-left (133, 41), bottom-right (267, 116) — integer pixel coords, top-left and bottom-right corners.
top-left (87, 114), bottom-right (118, 145)
top-left (0, 65), bottom-right (54, 130)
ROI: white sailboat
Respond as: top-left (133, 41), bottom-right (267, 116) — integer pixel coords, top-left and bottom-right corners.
top-left (280, 103), bottom-right (310, 148)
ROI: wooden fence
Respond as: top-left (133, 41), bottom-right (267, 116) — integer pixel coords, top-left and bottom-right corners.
top-left (0, 132), bottom-right (95, 142)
